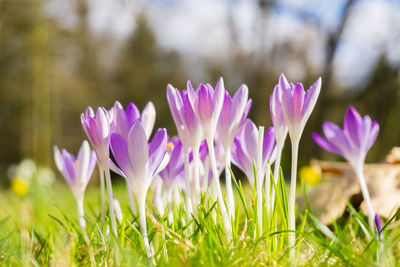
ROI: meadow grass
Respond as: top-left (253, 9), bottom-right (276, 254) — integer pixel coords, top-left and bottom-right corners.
top-left (0, 173), bottom-right (399, 266)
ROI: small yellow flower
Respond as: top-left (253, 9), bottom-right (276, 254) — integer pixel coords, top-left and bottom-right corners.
top-left (299, 165), bottom-right (321, 185)
top-left (10, 177), bottom-right (29, 196)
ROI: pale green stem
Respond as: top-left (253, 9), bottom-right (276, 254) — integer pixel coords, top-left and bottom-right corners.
top-left (127, 182), bottom-right (137, 216)
top-left (206, 137), bottom-right (232, 239)
top-left (256, 126), bottom-right (264, 239)
top-left (104, 166), bottom-right (118, 239)
top-left (192, 143), bottom-right (201, 206)
top-left (183, 146), bottom-right (193, 222)
top-left (271, 142), bottom-right (283, 208)
top-left (288, 139), bottom-right (299, 266)
top-left (77, 198), bottom-right (86, 230)
top-left (138, 193), bottom-right (152, 258)
top-left (354, 164), bottom-right (375, 230)
top-left (225, 150), bottom-right (235, 222)
top-left (167, 187), bottom-right (174, 225)
top-left (98, 165), bottom-right (105, 228)
top-left (265, 162), bottom-right (271, 219)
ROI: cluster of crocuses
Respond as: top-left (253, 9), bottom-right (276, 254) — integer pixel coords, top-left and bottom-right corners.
top-left (53, 73), bottom-right (381, 260)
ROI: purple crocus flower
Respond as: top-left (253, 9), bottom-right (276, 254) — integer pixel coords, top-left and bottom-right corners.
top-left (167, 85), bottom-right (202, 148)
top-left (81, 107), bottom-right (113, 165)
top-left (217, 87), bottom-right (252, 150)
top-left (113, 101), bottom-right (156, 140)
top-left (54, 140), bottom-right (97, 229)
top-left (158, 138), bottom-right (184, 191)
top-left (270, 84), bottom-right (288, 146)
top-left (312, 106), bottom-right (379, 169)
top-left (216, 86), bottom-right (251, 218)
top-left (313, 106), bottom-right (379, 230)
top-left (110, 121), bottom-right (169, 257)
top-left (279, 73), bottom-right (322, 141)
top-left (232, 119), bottom-right (276, 186)
top-left (187, 78), bottom-right (225, 140)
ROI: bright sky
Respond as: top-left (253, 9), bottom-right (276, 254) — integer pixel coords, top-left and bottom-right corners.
top-left (47, 0), bottom-right (400, 87)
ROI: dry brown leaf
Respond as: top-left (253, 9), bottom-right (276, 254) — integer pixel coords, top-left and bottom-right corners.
top-left (297, 160), bottom-right (400, 224)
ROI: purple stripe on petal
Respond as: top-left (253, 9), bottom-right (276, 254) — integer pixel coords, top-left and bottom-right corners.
top-left (197, 84), bottom-right (213, 124)
top-left (343, 106), bottom-right (363, 148)
top-left (292, 83), bottom-right (305, 122)
top-left (126, 102), bottom-right (140, 127)
top-left (367, 121), bottom-right (379, 150)
top-left (262, 127), bottom-right (276, 168)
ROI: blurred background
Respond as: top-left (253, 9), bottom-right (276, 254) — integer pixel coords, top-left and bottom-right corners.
top-left (0, 0), bottom-right (400, 183)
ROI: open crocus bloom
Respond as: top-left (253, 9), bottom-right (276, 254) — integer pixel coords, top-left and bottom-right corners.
top-left (187, 78), bottom-right (225, 140)
top-left (110, 122), bottom-right (170, 197)
top-left (54, 140), bottom-right (97, 202)
top-left (167, 85), bottom-right (202, 148)
top-left (81, 107), bottom-right (113, 165)
top-left (279, 73), bottom-right (322, 141)
top-left (217, 86), bottom-right (251, 151)
top-left (158, 138), bottom-right (184, 191)
top-left (232, 119), bottom-right (276, 186)
top-left (312, 106), bottom-right (379, 169)
top-left (113, 101), bottom-right (155, 140)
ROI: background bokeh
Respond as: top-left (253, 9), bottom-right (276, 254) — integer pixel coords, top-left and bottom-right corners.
top-left (1, 0), bottom-right (399, 181)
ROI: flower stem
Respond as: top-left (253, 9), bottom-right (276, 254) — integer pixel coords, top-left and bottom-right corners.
top-left (288, 139), bottom-right (299, 266)
top-left (167, 187), bottom-right (174, 225)
top-left (183, 145), bottom-right (193, 223)
top-left (104, 166), bottom-right (118, 238)
top-left (206, 137), bottom-right (232, 239)
top-left (77, 198), bottom-right (86, 230)
top-left (98, 165), bottom-right (105, 228)
top-left (354, 164), bottom-right (375, 230)
top-left (256, 126), bottom-right (264, 239)
top-left (271, 142), bottom-right (283, 208)
top-left (138, 193), bottom-right (152, 258)
top-left (127, 182), bottom-right (137, 216)
top-left (225, 150), bottom-right (235, 222)
top-left (265, 162), bottom-right (271, 220)
top-left (192, 143), bottom-right (201, 206)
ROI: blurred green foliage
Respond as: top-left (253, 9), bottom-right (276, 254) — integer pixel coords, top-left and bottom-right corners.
top-left (0, 0), bottom-right (399, 177)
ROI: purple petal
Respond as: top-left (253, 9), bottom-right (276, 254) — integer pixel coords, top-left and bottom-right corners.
top-left (141, 102), bottom-right (156, 139)
top-left (114, 101), bottom-right (130, 138)
top-left (62, 150), bottom-right (77, 184)
top-left (217, 91), bottom-right (232, 134)
top-left (127, 122), bottom-right (149, 178)
top-left (242, 119), bottom-right (258, 160)
top-left (76, 140), bottom-right (91, 184)
top-left (279, 73), bottom-right (290, 91)
top-left (110, 132), bottom-right (132, 178)
top-left (231, 137), bottom-right (254, 184)
top-left (186, 80), bottom-right (197, 110)
top-left (302, 77), bottom-right (321, 118)
top-left (212, 77), bottom-right (225, 121)
top-left (343, 106), bottom-right (363, 148)
top-left (96, 107), bottom-right (110, 140)
top-left (312, 132), bottom-right (342, 156)
top-left (197, 84), bottom-right (213, 124)
top-left (367, 121), bottom-right (379, 150)
top-left (148, 128), bottom-right (167, 176)
top-left (262, 127), bottom-right (276, 166)
top-left (230, 85), bottom-right (248, 128)
top-left (126, 102), bottom-right (140, 127)
top-left (292, 83), bottom-right (305, 122)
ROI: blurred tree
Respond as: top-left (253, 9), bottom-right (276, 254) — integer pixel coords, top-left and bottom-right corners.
top-left (113, 14), bottom-right (188, 135)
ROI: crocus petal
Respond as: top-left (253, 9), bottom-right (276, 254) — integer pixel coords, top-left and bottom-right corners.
top-left (62, 150), bottom-right (77, 184)
top-left (114, 101), bottom-right (130, 138)
top-left (322, 121), bottom-right (350, 159)
top-left (197, 84), bottom-right (213, 125)
top-left (302, 77), bottom-right (322, 119)
top-left (343, 106), bottom-right (363, 148)
top-left (108, 159), bottom-right (126, 178)
top-left (77, 140), bottom-right (91, 186)
top-left (262, 127), bottom-right (276, 167)
top-left (96, 108), bottom-right (110, 140)
top-left (312, 132), bottom-right (342, 155)
top-left (141, 102), bottom-right (156, 139)
top-left (230, 85), bottom-right (248, 130)
top-left (110, 133), bottom-right (132, 178)
top-left (148, 128), bottom-right (167, 176)
top-left (126, 102), bottom-right (141, 127)
top-left (367, 121), bottom-right (379, 150)
top-left (292, 83), bottom-right (305, 123)
top-left (242, 119), bottom-right (258, 160)
top-left (211, 77), bottom-right (225, 126)
top-left (217, 91), bottom-right (232, 135)
top-left (53, 146), bottom-right (64, 172)
top-left (87, 151), bottom-right (97, 180)
top-left (127, 122), bottom-right (149, 179)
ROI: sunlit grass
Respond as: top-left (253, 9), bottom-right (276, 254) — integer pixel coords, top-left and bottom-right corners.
top-left (0, 174), bottom-right (399, 266)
